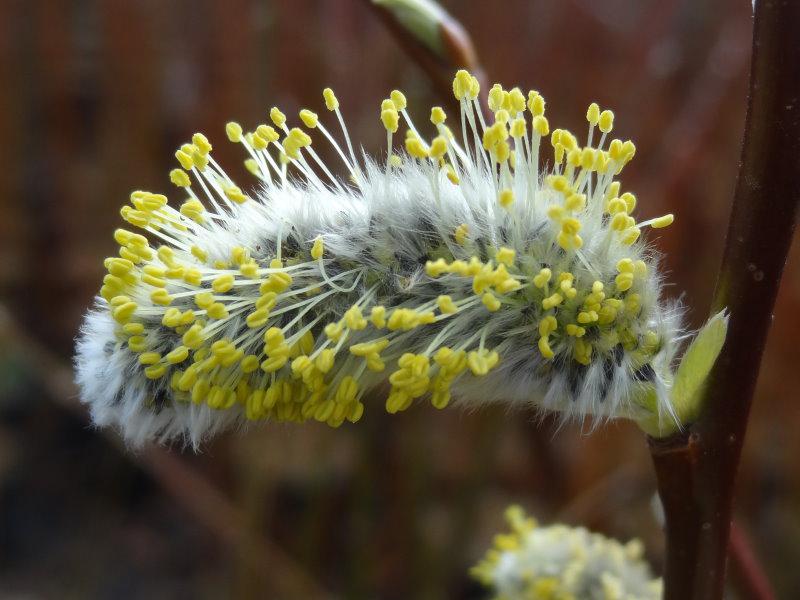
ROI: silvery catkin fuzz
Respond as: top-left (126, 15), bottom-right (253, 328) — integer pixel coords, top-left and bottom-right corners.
top-left (75, 70), bottom-right (696, 447)
top-left (471, 506), bottom-right (662, 600)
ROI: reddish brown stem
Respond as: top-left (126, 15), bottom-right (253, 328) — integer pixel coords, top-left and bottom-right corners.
top-left (650, 2), bottom-right (800, 599)
top-left (729, 521), bottom-right (775, 600)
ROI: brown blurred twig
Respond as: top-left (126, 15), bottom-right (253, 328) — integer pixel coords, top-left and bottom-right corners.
top-left (0, 304), bottom-right (333, 600)
top-left (361, 0), bottom-right (487, 113)
top-left (650, 2), bottom-right (798, 598)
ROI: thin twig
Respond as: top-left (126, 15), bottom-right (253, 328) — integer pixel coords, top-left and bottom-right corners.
top-left (649, 2), bottom-right (800, 598)
top-left (728, 521), bottom-right (775, 600)
top-left (360, 0), bottom-right (487, 113)
top-left (0, 304), bottom-right (334, 600)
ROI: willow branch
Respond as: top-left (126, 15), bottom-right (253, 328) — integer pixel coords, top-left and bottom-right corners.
top-left (650, 2), bottom-right (799, 598)
top-left (362, 0), bottom-right (487, 112)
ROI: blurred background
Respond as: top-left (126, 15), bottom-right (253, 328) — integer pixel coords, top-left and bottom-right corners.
top-left (0, 0), bottom-right (797, 598)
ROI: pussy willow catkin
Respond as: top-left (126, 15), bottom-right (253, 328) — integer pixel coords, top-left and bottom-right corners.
top-left (471, 506), bottom-right (662, 600)
top-left (75, 70), bottom-right (683, 447)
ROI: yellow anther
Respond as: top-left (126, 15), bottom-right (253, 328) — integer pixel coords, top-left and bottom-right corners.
top-left (260, 271), bottom-right (292, 294)
top-left (557, 231), bottom-right (583, 251)
top-left (175, 149), bottom-right (194, 170)
top-left (610, 212), bottom-right (631, 231)
top-left (425, 258), bottom-right (448, 277)
top-left (344, 305), bottom-right (367, 330)
top-left (430, 106), bottom-right (446, 125)
top-left (144, 364), bottom-right (167, 380)
top-left (622, 227), bottom-right (641, 245)
top-left (179, 325), bottom-right (203, 351)
top-left (310, 235), bottom-right (324, 260)
top-left (123, 322), bottom-right (144, 336)
top-left (193, 292), bottom-right (213, 309)
top-left (451, 70), bottom-right (472, 100)
top-left (482, 293), bottom-right (501, 312)
top-left (170, 168), bottom-right (191, 187)
top-left (180, 199), bottom-right (205, 223)
top-left (532, 115), bottom-right (549, 136)
top-left (389, 89), bottom-right (407, 110)
top-left (250, 131), bottom-right (268, 150)
top-left (598, 109), bottom-right (614, 133)
top-left (324, 321), bottom-right (344, 342)
top-left (542, 293), bottom-right (563, 310)
top-left (617, 258), bottom-right (635, 273)
top-left (565, 193), bottom-right (586, 212)
top-left (322, 87), bottom-right (339, 111)
top-left (206, 302), bottom-right (228, 319)
top-left (566, 324), bottom-right (586, 337)
top-left (256, 124), bottom-right (280, 143)
top-left (165, 346), bottom-right (189, 365)
top-left (120, 206), bottom-right (149, 228)
top-left (538, 335), bottom-right (554, 359)
top-left (231, 246), bottom-right (248, 265)
top-left (567, 148), bottom-right (582, 167)
top-left (240, 355), bottom-right (260, 374)
top-left (260, 355), bottom-right (287, 373)
top-left (381, 98), bottom-right (396, 112)
top-left (615, 272), bottom-right (634, 292)
top-left (487, 84), bottom-right (504, 111)
top-left (381, 108), bottom-right (399, 133)
top-left (246, 307), bottom-right (270, 329)
top-left (508, 87), bottom-right (526, 113)
top-left (527, 90), bottom-right (545, 116)
top-left (299, 109), bottom-right (318, 128)
top-left (128, 336), bottom-right (147, 352)
top-left (606, 198), bottom-right (627, 214)
top-left (141, 273), bottom-right (166, 288)
top-left (496, 278), bottom-right (521, 294)
top-left (256, 292), bottom-right (277, 311)
top-left (509, 117), bottom-right (526, 138)
top-left (573, 338), bottom-right (593, 365)
top-left (406, 136), bottom-right (429, 159)
top-left (620, 191), bottom-right (637, 212)
top-left (586, 102), bottom-right (600, 126)
top-left (212, 274), bottom-right (235, 293)
top-left (390, 154), bottom-right (403, 168)
top-left (533, 268), bottom-right (552, 289)
top-left (494, 109), bottom-right (509, 124)
top-left (151, 288), bottom-right (173, 306)
top-left (270, 107), bottom-right (286, 128)
top-left (624, 293), bottom-right (641, 316)
top-left (370, 306), bottom-right (386, 328)
top-left (651, 213), bottom-right (674, 228)
top-left (111, 302), bottom-right (138, 324)
top-left (467, 348), bottom-right (499, 376)
top-left (139, 351), bottom-right (161, 365)
top-left (430, 136), bottom-right (447, 159)
top-left (496, 247), bottom-right (515, 266)
top-left (225, 121), bottom-right (243, 143)
top-left (498, 189), bottom-right (514, 209)
top-left (312, 348), bottom-right (335, 374)
top-left (561, 217), bottom-right (582, 236)
top-left (577, 311), bottom-right (598, 324)
top-left (468, 75), bottom-right (480, 99)
top-left (454, 223), bottom-right (469, 245)
top-left (435, 295), bottom-right (458, 314)
top-left (192, 132), bottom-right (212, 154)
top-left (539, 315), bottom-right (558, 337)
top-left (580, 147), bottom-right (595, 170)
top-left (244, 158), bottom-right (260, 176)
top-left (224, 185), bottom-right (247, 204)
